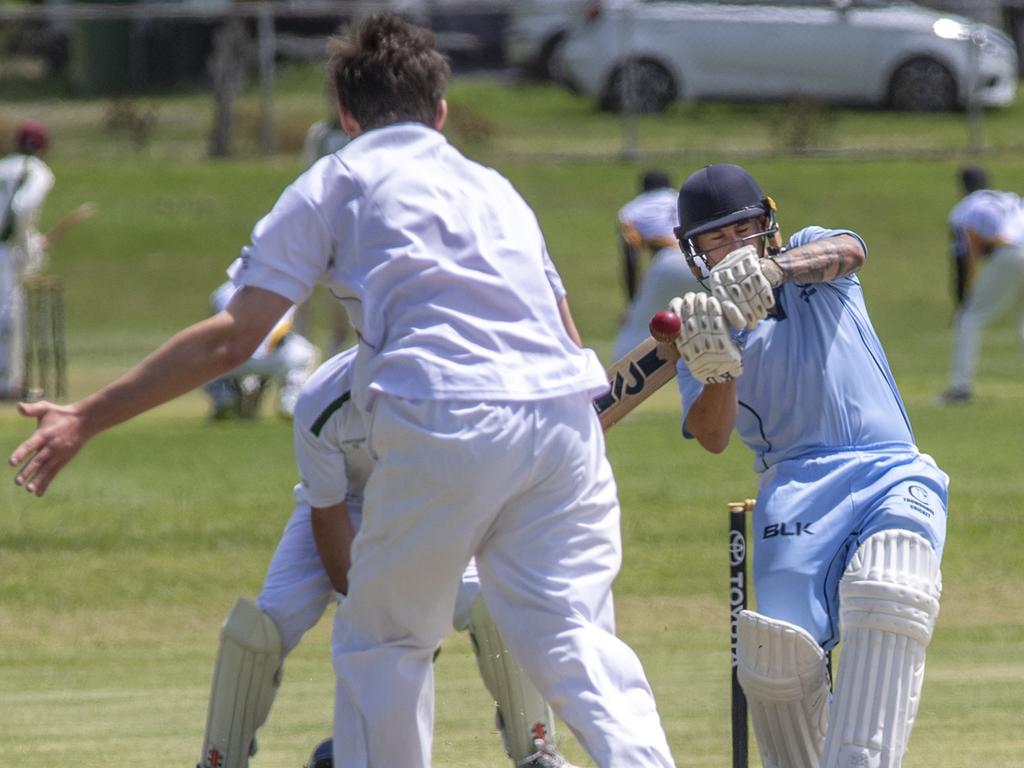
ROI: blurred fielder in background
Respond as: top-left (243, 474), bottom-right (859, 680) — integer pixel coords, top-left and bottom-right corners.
top-left (612, 169), bottom-right (701, 360)
top-left (293, 111), bottom-right (351, 356)
top-left (203, 272), bottom-right (319, 420)
top-left (947, 165), bottom-right (989, 312)
top-left (199, 347), bottom-right (576, 768)
top-left (11, 13), bottom-right (675, 768)
top-left (937, 165), bottom-right (1024, 405)
top-left (0, 121), bottom-right (53, 399)
top-left (667, 163), bottom-right (948, 768)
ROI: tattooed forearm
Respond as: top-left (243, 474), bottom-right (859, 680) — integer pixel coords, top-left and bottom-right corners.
top-left (763, 235), bottom-right (865, 285)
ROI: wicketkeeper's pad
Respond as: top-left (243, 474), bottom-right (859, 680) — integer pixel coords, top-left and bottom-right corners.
top-left (198, 597), bottom-right (283, 768)
top-left (468, 595), bottom-right (559, 764)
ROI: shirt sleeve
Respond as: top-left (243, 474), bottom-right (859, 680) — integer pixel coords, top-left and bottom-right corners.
top-left (786, 226), bottom-right (868, 261)
top-left (230, 182), bottom-right (335, 306)
top-left (541, 242), bottom-right (567, 301)
top-left (12, 158), bottom-right (54, 219)
top-left (962, 206), bottom-right (1002, 240)
top-left (293, 410), bottom-right (349, 509)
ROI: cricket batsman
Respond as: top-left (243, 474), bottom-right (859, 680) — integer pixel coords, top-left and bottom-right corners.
top-left (667, 163), bottom-right (948, 768)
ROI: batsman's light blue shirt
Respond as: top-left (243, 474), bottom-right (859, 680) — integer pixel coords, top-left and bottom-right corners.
top-left (678, 226), bottom-right (912, 472)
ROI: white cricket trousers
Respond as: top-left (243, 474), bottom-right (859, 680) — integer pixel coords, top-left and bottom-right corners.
top-left (332, 394), bottom-right (675, 768)
top-left (949, 243), bottom-right (1024, 391)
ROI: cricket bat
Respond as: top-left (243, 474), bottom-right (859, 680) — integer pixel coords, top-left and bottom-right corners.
top-left (595, 334), bottom-right (681, 431)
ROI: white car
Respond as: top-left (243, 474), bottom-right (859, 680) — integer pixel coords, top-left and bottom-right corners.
top-left (558, 0), bottom-right (1019, 112)
top-left (504, 0), bottom-right (592, 79)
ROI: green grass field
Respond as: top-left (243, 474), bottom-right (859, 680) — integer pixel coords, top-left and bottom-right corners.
top-left (0, 67), bottom-right (1022, 766)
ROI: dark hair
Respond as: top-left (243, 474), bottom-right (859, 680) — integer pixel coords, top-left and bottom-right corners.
top-left (960, 165), bottom-right (988, 194)
top-left (327, 14), bottom-right (450, 131)
top-left (641, 169), bottom-right (672, 192)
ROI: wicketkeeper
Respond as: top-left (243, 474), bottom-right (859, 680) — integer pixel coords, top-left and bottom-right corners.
top-left (667, 163), bottom-right (948, 768)
top-left (203, 275), bottom-right (319, 420)
top-left (198, 347), bottom-right (577, 768)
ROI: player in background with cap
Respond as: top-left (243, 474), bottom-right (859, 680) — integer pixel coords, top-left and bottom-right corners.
top-left (11, 14), bottom-right (675, 768)
top-left (937, 165), bottom-right (1024, 405)
top-left (0, 121), bottom-right (54, 399)
top-left (198, 347), bottom-right (577, 768)
top-left (612, 169), bottom-right (702, 360)
top-left (666, 163), bottom-right (948, 768)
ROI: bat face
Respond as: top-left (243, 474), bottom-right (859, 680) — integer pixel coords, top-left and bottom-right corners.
top-left (595, 336), bottom-right (680, 431)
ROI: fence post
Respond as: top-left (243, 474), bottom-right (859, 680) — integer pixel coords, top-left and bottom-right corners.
top-left (257, 3), bottom-right (277, 155)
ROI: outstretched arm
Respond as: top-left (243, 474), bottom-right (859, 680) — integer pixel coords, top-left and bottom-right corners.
top-left (9, 286), bottom-right (293, 496)
top-left (42, 202), bottom-right (96, 250)
top-left (759, 233), bottom-right (865, 287)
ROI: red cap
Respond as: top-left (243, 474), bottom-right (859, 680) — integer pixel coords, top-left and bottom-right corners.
top-left (15, 121), bottom-right (50, 154)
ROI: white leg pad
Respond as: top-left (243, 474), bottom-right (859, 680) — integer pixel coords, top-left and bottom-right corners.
top-left (736, 610), bottom-right (829, 768)
top-left (199, 597), bottom-right (284, 768)
top-left (468, 595), bottom-right (559, 765)
top-left (822, 530), bottom-right (942, 768)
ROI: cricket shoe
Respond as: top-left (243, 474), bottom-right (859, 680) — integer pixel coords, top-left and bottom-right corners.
top-left (934, 386), bottom-right (973, 405)
top-left (517, 739), bottom-right (579, 768)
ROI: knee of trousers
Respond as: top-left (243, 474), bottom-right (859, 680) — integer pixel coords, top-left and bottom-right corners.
top-left (839, 530), bottom-right (942, 646)
top-left (736, 610), bottom-right (828, 703)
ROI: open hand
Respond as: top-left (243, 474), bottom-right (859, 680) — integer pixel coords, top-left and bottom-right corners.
top-left (8, 400), bottom-right (87, 496)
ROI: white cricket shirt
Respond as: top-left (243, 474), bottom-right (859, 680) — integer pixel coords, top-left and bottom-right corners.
top-left (617, 187), bottom-right (677, 242)
top-left (230, 122), bottom-right (606, 406)
top-left (949, 189), bottom-right (1024, 246)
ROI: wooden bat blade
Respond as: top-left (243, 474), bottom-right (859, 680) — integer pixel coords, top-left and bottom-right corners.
top-left (595, 336), bottom-right (680, 431)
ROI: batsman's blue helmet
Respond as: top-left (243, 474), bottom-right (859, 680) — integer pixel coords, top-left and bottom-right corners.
top-left (673, 163), bottom-right (779, 278)
top-left (303, 737), bottom-right (332, 768)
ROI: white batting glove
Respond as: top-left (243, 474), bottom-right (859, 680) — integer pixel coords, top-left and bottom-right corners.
top-left (668, 293), bottom-right (743, 385)
top-left (708, 245), bottom-right (775, 330)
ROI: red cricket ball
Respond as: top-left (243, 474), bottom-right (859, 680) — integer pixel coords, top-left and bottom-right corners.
top-left (649, 310), bottom-right (682, 342)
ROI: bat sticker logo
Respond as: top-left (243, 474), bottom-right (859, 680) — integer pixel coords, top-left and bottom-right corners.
top-left (593, 346), bottom-right (670, 414)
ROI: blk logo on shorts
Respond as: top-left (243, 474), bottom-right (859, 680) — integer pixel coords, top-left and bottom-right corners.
top-left (763, 522), bottom-right (815, 539)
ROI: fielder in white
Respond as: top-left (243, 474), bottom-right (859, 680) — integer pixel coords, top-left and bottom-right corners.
top-left (0, 121), bottom-right (54, 398)
top-left (203, 276), bottom-right (319, 419)
top-left (198, 347), bottom-right (577, 768)
top-left (11, 14), bottom-right (674, 768)
top-left (613, 169), bottom-right (702, 360)
top-left (667, 164), bottom-right (948, 768)
top-left (938, 172), bottom-right (1024, 405)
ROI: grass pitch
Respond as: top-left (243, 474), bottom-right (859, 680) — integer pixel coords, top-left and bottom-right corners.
top-left (0, 70), bottom-right (1022, 766)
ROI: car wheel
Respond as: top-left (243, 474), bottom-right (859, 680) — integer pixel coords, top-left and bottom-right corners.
top-left (529, 32), bottom-right (567, 82)
top-left (600, 59), bottom-right (676, 114)
top-left (888, 58), bottom-right (957, 112)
